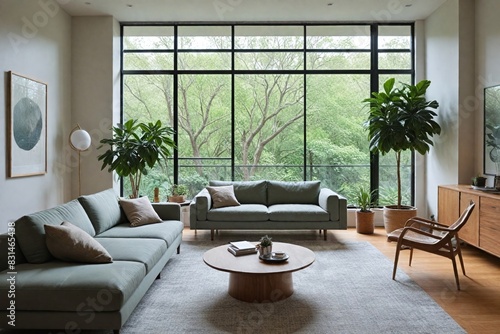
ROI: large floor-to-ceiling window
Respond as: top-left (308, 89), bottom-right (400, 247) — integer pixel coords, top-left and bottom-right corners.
top-left (121, 23), bottom-right (414, 206)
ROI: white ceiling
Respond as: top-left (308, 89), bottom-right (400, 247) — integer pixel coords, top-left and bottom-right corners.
top-left (59, 0), bottom-right (447, 23)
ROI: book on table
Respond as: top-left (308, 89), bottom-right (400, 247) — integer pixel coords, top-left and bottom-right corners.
top-left (227, 240), bottom-right (257, 256)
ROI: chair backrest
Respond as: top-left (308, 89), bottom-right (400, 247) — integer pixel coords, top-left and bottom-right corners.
top-left (448, 201), bottom-right (476, 233)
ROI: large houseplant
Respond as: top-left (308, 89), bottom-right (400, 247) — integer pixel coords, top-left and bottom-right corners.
top-left (98, 119), bottom-right (176, 198)
top-left (363, 78), bottom-right (441, 233)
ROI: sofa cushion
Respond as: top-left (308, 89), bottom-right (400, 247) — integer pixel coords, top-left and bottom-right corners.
top-left (78, 188), bottom-right (126, 234)
top-left (96, 220), bottom-right (184, 248)
top-left (15, 200), bottom-right (96, 264)
top-left (119, 196), bottom-right (162, 227)
top-left (206, 204), bottom-right (269, 222)
top-left (0, 261), bottom-right (145, 312)
top-left (96, 238), bottom-right (166, 273)
top-left (209, 180), bottom-right (267, 204)
top-left (268, 204), bottom-right (329, 222)
top-left (45, 221), bottom-right (113, 264)
top-left (267, 180), bottom-right (321, 205)
top-left (206, 185), bottom-right (241, 208)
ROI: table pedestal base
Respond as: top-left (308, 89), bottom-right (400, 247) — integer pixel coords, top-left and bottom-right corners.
top-left (228, 272), bottom-right (294, 303)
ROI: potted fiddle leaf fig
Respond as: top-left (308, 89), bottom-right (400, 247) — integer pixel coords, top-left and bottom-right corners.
top-left (98, 119), bottom-right (176, 199)
top-left (363, 78), bottom-right (441, 234)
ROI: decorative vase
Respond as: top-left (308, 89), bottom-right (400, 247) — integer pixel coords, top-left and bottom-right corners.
top-left (259, 245), bottom-right (272, 257)
top-left (356, 211), bottom-right (375, 234)
top-left (383, 205), bottom-right (417, 235)
top-left (495, 176), bottom-right (500, 190)
top-left (153, 187), bottom-right (160, 203)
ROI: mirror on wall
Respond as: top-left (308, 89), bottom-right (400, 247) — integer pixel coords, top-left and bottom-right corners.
top-left (484, 84), bottom-right (500, 175)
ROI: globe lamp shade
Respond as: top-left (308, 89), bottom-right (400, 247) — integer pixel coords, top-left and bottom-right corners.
top-left (70, 129), bottom-right (91, 151)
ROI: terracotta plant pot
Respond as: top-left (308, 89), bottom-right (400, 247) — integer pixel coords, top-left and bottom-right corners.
top-left (356, 211), bottom-right (375, 234)
top-left (383, 205), bottom-right (417, 235)
top-left (168, 195), bottom-right (186, 203)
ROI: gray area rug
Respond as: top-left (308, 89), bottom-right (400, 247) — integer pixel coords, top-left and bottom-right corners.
top-left (0, 232), bottom-right (466, 334)
top-left (121, 234), bottom-right (465, 334)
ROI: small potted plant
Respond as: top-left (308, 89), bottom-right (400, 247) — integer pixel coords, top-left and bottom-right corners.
top-left (471, 174), bottom-right (487, 188)
top-left (168, 184), bottom-right (188, 203)
top-left (355, 187), bottom-right (376, 234)
top-left (257, 235), bottom-right (273, 257)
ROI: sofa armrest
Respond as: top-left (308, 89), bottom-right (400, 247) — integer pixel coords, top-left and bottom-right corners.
top-left (318, 188), bottom-right (347, 222)
top-left (152, 203), bottom-right (181, 221)
top-left (190, 189), bottom-right (211, 228)
top-left (0, 233), bottom-right (27, 273)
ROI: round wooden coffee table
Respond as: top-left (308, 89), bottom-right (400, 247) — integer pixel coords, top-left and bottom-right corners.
top-left (203, 242), bottom-right (315, 303)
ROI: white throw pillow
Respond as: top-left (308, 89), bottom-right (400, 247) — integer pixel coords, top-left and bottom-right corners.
top-left (206, 185), bottom-right (241, 208)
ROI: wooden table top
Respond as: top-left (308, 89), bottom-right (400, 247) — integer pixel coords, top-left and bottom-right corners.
top-left (203, 242), bottom-right (315, 275)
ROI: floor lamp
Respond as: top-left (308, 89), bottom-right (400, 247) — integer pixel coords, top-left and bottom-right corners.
top-left (69, 125), bottom-right (91, 196)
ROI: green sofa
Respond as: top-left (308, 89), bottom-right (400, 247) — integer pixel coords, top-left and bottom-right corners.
top-left (0, 188), bottom-right (183, 333)
top-left (190, 180), bottom-right (347, 240)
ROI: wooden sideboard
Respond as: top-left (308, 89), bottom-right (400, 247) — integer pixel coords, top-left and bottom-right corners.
top-left (438, 185), bottom-right (500, 258)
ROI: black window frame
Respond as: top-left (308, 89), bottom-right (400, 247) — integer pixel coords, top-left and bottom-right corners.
top-left (120, 22), bottom-right (415, 205)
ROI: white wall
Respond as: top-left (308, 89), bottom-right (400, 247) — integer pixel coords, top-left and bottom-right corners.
top-left (0, 0), bottom-right (71, 233)
top-left (71, 16), bottom-right (121, 198)
top-left (424, 0), bottom-right (471, 218)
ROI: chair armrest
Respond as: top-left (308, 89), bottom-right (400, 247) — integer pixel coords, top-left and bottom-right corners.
top-left (152, 203), bottom-right (181, 221)
top-left (318, 188), bottom-right (347, 222)
top-left (405, 218), bottom-right (453, 233)
top-left (400, 226), bottom-right (443, 241)
top-left (190, 188), bottom-right (212, 227)
top-left (405, 217), bottom-right (449, 228)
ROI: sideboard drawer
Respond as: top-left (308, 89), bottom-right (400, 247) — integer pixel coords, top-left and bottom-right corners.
top-left (439, 185), bottom-right (500, 258)
top-left (480, 197), bottom-right (500, 257)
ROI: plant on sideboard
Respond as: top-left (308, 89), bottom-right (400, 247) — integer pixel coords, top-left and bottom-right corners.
top-left (97, 119), bottom-right (176, 199)
top-left (471, 174), bottom-right (487, 188)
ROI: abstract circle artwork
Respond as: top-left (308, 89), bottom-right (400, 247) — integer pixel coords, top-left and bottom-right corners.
top-left (13, 97), bottom-right (43, 151)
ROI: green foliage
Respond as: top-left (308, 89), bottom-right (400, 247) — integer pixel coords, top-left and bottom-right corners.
top-left (98, 119), bottom-right (176, 198)
top-left (364, 78), bottom-right (441, 156)
top-left (170, 184), bottom-right (188, 196)
top-left (356, 187), bottom-right (376, 212)
top-left (363, 78), bottom-right (441, 207)
top-left (122, 28), bottom-right (415, 206)
top-left (259, 235), bottom-right (273, 247)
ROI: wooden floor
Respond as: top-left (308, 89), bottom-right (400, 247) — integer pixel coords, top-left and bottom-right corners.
top-left (183, 227), bottom-right (500, 334)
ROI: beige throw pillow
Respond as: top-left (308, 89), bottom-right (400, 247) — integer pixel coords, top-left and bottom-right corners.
top-left (119, 196), bottom-right (162, 227)
top-left (206, 185), bottom-right (241, 208)
top-left (44, 221), bottom-right (113, 263)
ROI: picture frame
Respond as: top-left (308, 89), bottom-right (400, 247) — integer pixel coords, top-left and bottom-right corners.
top-left (8, 71), bottom-right (47, 177)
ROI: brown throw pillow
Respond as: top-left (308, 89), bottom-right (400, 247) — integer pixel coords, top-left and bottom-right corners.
top-left (44, 221), bottom-right (112, 263)
top-left (206, 185), bottom-right (241, 208)
top-left (119, 196), bottom-right (162, 227)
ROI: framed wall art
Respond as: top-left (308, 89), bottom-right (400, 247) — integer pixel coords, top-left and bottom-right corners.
top-left (8, 71), bottom-right (47, 177)
top-left (484, 84), bottom-right (500, 175)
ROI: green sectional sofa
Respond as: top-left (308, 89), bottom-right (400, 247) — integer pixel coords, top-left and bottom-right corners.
top-left (0, 188), bottom-right (183, 333)
top-left (190, 180), bottom-right (347, 240)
